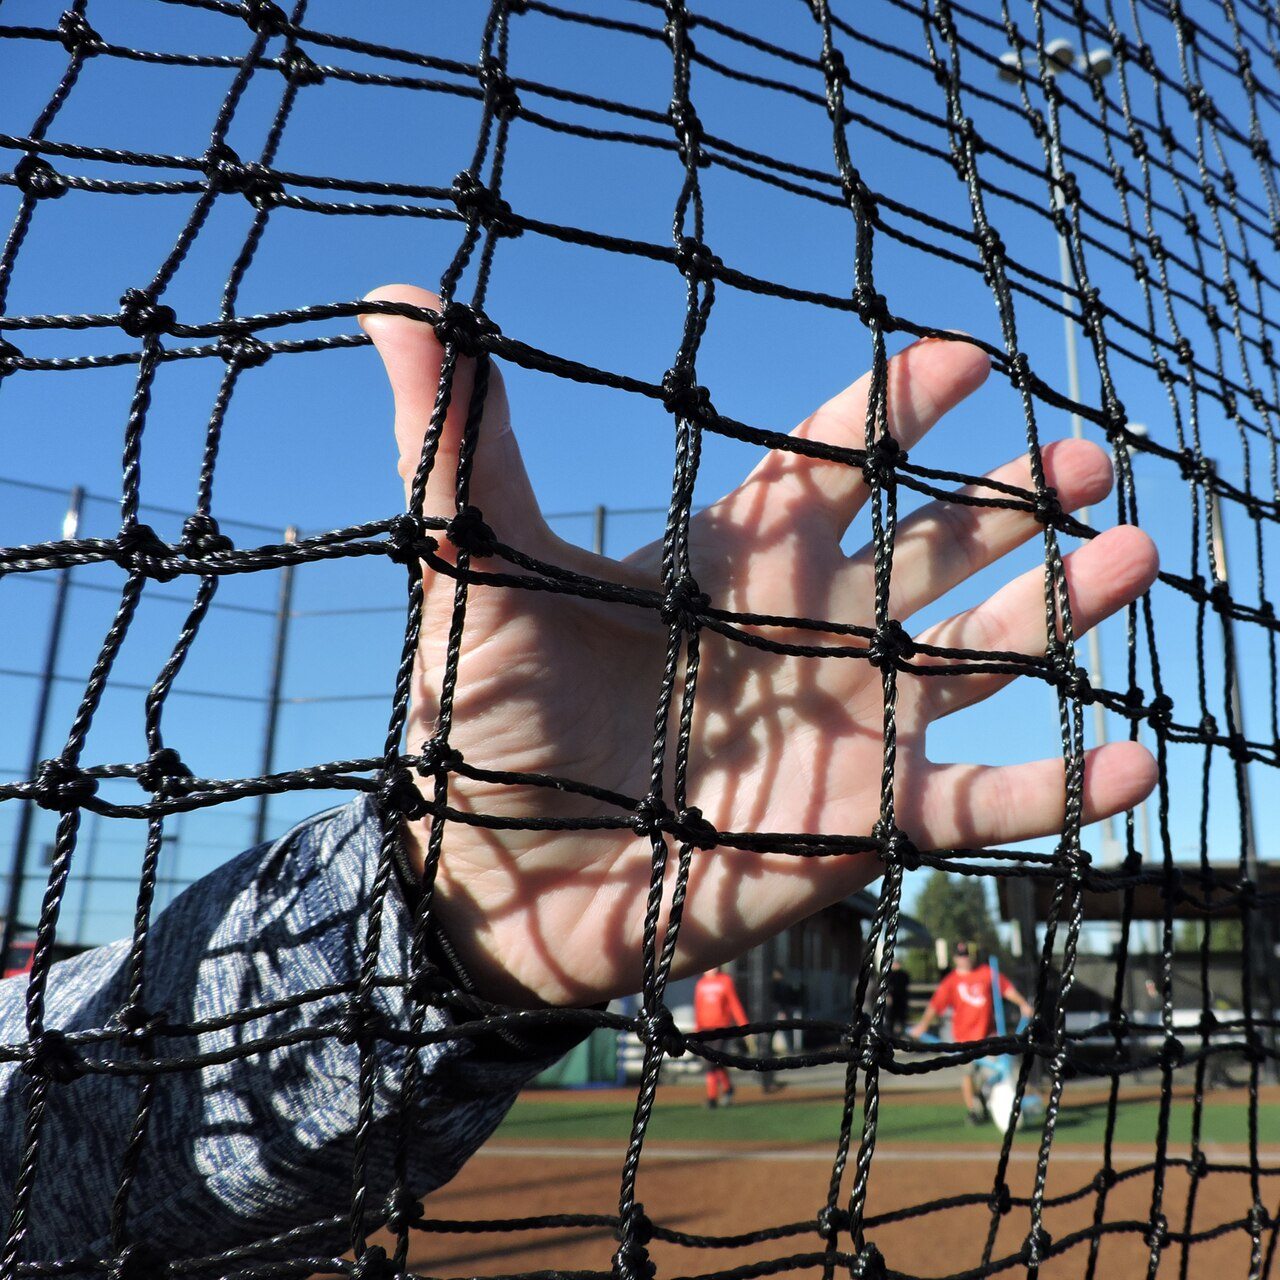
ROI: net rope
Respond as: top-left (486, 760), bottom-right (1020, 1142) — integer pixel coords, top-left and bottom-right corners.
top-left (0, 0), bottom-right (1278, 1277)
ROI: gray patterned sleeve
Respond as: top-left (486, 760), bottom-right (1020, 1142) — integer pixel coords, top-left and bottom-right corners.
top-left (0, 795), bottom-right (569, 1262)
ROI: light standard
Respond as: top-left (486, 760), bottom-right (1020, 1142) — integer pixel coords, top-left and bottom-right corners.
top-left (999, 40), bottom-right (1119, 861)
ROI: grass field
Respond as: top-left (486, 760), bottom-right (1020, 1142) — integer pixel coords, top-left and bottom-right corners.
top-left (498, 1081), bottom-right (1274, 1147)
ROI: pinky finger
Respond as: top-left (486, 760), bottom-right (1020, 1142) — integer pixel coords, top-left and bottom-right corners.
top-left (907, 740), bottom-right (1157, 851)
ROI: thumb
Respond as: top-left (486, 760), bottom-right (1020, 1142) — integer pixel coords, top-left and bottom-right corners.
top-left (358, 284), bottom-right (546, 548)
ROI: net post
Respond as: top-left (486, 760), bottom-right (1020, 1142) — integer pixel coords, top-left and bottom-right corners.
top-left (0, 484), bottom-right (83, 975)
top-left (253, 524), bottom-right (298, 847)
top-left (593, 504), bottom-right (607, 556)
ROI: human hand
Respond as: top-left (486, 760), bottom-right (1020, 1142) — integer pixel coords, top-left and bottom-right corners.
top-left (359, 285), bottom-right (1158, 1007)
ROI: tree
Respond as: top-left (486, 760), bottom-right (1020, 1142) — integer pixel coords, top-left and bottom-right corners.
top-left (911, 869), bottom-right (1006, 973)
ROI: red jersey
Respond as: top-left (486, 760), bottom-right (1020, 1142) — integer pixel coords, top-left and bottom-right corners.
top-left (694, 971), bottom-right (748, 1031)
top-left (927, 965), bottom-right (1013, 1042)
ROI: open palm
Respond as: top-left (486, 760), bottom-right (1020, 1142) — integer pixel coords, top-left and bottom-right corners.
top-left (361, 285), bottom-right (1157, 1007)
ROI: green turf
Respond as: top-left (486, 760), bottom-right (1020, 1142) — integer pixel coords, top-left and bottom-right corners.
top-left (498, 1088), bottom-right (1272, 1148)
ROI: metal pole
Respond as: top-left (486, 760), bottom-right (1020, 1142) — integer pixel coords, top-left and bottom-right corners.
top-left (593, 504), bottom-right (607, 557)
top-left (1209, 492), bottom-right (1277, 1075)
top-left (2, 486), bottom-right (83, 972)
top-left (253, 525), bottom-right (298, 846)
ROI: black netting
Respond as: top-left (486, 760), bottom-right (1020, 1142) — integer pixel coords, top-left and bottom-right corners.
top-left (0, 1), bottom-right (1278, 1278)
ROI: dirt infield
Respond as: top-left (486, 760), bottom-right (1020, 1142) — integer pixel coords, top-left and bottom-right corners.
top-left (369, 1083), bottom-right (1280, 1278)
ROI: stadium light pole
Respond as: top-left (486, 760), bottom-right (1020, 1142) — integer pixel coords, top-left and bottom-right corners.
top-left (2, 486), bottom-right (83, 973)
top-left (999, 41), bottom-right (1120, 864)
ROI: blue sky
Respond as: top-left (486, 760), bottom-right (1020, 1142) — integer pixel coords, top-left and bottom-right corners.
top-left (2, 0), bottom-right (1276, 948)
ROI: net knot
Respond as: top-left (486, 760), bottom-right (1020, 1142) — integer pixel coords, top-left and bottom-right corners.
top-left (350, 1245), bottom-right (396, 1280)
top-left (668, 101), bottom-right (704, 165)
top-left (816, 1205), bottom-right (849, 1240)
top-left (839, 173), bottom-right (877, 221)
top-left (874, 821), bottom-right (920, 871)
top-left (1032, 487), bottom-right (1062, 525)
top-left (1198, 711), bottom-right (1217, 738)
top-left (450, 171), bottom-right (521, 238)
top-left (420, 735), bottom-right (463, 775)
top-left (638, 1007), bottom-right (685, 1056)
top-left (384, 1190), bottom-right (424, 1234)
top-left (24, 1029), bottom-right (85, 1084)
top-left (851, 1243), bottom-right (887, 1280)
top-left (858, 1021), bottom-right (892, 1070)
top-left (119, 289), bottom-right (176, 339)
top-left (852, 285), bottom-right (890, 328)
top-left (1177, 451), bottom-right (1211, 484)
top-left (1247, 1203), bottom-right (1272, 1235)
top-left (115, 522), bottom-right (179, 582)
top-left (202, 144), bottom-right (283, 209)
top-left (660, 576), bottom-right (711, 632)
top-left (116, 1003), bottom-right (169, 1038)
top-left (33, 758), bottom-right (97, 812)
top-left (386, 513), bottom-right (435, 565)
top-left (381, 767), bottom-right (431, 822)
top-left (988, 1183), bottom-right (1012, 1216)
top-left (13, 154), bottom-right (67, 201)
top-left (621, 1203), bottom-right (654, 1246)
top-left (181, 513), bottom-right (234, 558)
top-left (1160, 1035), bottom-right (1184, 1067)
top-left (108, 1242), bottom-right (166, 1280)
top-left (674, 806), bottom-right (718, 850)
top-left (1144, 1214), bottom-right (1169, 1250)
top-left (1045, 643), bottom-right (1092, 703)
top-left (217, 328), bottom-right (273, 368)
top-left (280, 46), bottom-right (325, 86)
top-left (338, 997), bottom-right (385, 1050)
top-left (660, 366), bottom-right (714, 423)
top-left (612, 1238), bottom-right (655, 1280)
top-left (867, 619), bottom-right (915, 670)
top-left (860, 433), bottom-right (904, 486)
top-left (632, 793), bottom-right (671, 840)
top-left (976, 225), bottom-right (1004, 261)
top-left (1092, 1166), bottom-right (1117, 1193)
top-left (1197, 1007), bottom-right (1219, 1036)
top-left (673, 236), bottom-right (720, 282)
top-left (1022, 1226), bottom-right (1052, 1267)
top-left (241, 0), bottom-right (289, 35)
top-left (139, 747), bottom-right (192, 796)
top-left (1188, 1150), bottom-right (1208, 1180)
top-left (57, 10), bottom-right (101, 56)
top-left (433, 301), bottom-right (497, 356)
top-left (819, 46), bottom-right (849, 86)
top-left (479, 57), bottom-right (522, 122)
top-left (446, 505), bottom-right (498, 557)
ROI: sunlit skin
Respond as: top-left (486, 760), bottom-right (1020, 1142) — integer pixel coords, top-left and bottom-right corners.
top-left (359, 284), bottom-right (1159, 1009)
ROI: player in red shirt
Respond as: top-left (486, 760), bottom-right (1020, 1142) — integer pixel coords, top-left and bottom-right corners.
top-left (910, 942), bottom-right (1032, 1123)
top-left (694, 966), bottom-right (749, 1107)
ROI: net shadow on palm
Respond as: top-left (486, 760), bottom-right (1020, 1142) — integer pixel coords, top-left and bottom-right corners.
top-left (361, 285), bottom-right (1158, 1008)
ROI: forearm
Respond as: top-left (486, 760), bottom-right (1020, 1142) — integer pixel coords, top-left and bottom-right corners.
top-left (0, 796), bottom-right (576, 1264)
